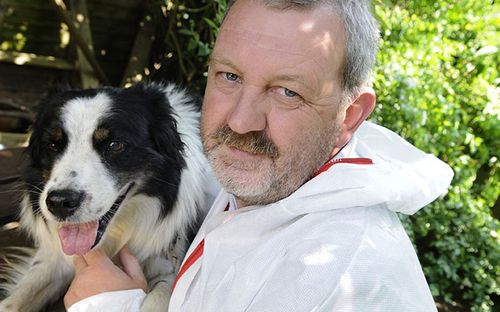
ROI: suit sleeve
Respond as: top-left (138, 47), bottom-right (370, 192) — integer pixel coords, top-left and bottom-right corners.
top-left (67, 289), bottom-right (146, 312)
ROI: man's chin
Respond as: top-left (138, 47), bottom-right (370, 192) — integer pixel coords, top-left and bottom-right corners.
top-left (215, 165), bottom-right (272, 199)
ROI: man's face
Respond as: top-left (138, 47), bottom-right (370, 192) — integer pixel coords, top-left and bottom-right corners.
top-left (201, 0), bottom-right (347, 207)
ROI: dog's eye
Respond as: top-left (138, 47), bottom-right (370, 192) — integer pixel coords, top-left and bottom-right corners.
top-left (107, 141), bottom-right (126, 153)
top-left (47, 142), bottom-right (59, 152)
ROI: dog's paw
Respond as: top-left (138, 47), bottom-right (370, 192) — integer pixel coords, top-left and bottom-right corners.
top-left (140, 296), bottom-right (169, 312)
top-left (140, 281), bottom-right (171, 312)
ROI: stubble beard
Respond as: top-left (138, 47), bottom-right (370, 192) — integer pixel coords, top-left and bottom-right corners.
top-left (202, 124), bottom-right (340, 207)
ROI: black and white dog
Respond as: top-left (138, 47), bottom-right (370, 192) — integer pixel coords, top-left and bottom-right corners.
top-left (0, 83), bottom-right (215, 311)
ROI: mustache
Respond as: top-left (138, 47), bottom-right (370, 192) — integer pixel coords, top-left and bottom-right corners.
top-left (211, 125), bottom-right (279, 158)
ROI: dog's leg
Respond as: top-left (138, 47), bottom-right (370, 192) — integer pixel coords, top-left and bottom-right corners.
top-left (0, 250), bottom-right (73, 312)
top-left (140, 255), bottom-right (177, 312)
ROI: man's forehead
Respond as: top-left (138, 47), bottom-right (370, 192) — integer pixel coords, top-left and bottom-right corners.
top-left (215, 28), bottom-right (343, 68)
top-left (216, 2), bottom-right (345, 64)
top-left (215, 28), bottom-right (309, 56)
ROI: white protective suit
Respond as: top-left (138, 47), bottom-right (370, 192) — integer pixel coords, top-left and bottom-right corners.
top-left (69, 121), bottom-right (453, 312)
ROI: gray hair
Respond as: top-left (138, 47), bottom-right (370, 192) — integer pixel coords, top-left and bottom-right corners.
top-left (225, 0), bottom-right (380, 99)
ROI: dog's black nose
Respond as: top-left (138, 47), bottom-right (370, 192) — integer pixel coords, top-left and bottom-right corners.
top-left (46, 189), bottom-right (85, 219)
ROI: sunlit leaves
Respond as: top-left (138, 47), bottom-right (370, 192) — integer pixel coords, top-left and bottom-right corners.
top-left (373, 1), bottom-right (499, 310)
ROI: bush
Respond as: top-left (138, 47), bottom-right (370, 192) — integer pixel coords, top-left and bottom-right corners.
top-left (373, 1), bottom-right (499, 310)
top-left (149, 0), bottom-right (227, 92)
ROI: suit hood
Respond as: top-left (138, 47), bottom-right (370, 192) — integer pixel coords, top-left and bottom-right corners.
top-left (284, 121), bottom-right (454, 215)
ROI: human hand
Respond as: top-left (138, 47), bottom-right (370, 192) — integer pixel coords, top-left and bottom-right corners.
top-left (64, 246), bottom-right (148, 309)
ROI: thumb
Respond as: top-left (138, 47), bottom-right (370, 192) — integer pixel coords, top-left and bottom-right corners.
top-left (119, 246), bottom-right (147, 292)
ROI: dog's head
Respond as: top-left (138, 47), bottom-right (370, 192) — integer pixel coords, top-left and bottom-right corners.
top-left (26, 84), bottom-right (188, 256)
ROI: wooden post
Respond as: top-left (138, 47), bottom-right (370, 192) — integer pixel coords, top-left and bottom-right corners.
top-left (69, 0), bottom-right (99, 88)
top-left (121, 4), bottom-right (156, 87)
top-left (51, 0), bottom-right (110, 85)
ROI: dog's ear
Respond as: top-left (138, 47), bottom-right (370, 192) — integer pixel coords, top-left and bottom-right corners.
top-left (40, 83), bottom-right (74, 107)
top-left (151, 114), bottom-right (186, 168)
top-left (147, 91), bottom-right (187, 169)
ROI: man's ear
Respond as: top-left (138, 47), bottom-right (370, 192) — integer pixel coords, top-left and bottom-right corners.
top-left (335, 87), bottom-right (376, 149)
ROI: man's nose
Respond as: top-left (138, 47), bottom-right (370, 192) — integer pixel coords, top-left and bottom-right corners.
top-left (227, 88), bottom-right (267, 134)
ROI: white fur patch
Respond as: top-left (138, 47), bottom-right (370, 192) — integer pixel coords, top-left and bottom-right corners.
top-left (40, 93), bottom-right (119, 223)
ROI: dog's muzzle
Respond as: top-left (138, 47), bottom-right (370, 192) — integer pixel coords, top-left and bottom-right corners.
top-left (53, 182), bottom-right (135, 256)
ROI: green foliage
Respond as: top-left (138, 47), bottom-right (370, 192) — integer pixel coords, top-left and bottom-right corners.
top-left (373, 1), bottom-right (499, 310)
top-left (152, 0), bottom-right (227, 92)
top-left (160, 0), bottom-right (499, 310)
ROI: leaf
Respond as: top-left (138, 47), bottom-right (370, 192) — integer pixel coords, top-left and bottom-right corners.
top-left (178, 29), bottom-right (193, 36)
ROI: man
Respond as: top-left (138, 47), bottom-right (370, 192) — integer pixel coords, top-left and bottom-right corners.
top-left (65, 0), bottom-right (453, 311)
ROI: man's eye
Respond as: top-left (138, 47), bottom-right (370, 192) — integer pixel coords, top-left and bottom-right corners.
top-left (283, 88), bottom-right (297, 97)
top-left (276, 87), bottom-right (298, 98)
top-left (224, 72), bottom-right (239, 81)
top-left (271, 87), bottom-right (305, 109)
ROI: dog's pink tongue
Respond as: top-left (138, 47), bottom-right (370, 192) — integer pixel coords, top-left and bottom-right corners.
top-left (58, 221), bottom-right (98, 256)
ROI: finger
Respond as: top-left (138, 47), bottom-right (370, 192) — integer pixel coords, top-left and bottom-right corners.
top-left (63, 292), bottom-right (74, 310)
top-left (82, 248), bottom-right (111, 265)
top-left (64, 283), bottom-right (78, 310)
top-left (119, 246), bottom-right (147, 291)
top-left (73, 255), bottom-right (87, 274)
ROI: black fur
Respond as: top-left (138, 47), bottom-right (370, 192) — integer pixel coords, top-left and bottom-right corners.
top-left (0, 83), bottom-right (212, 312)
